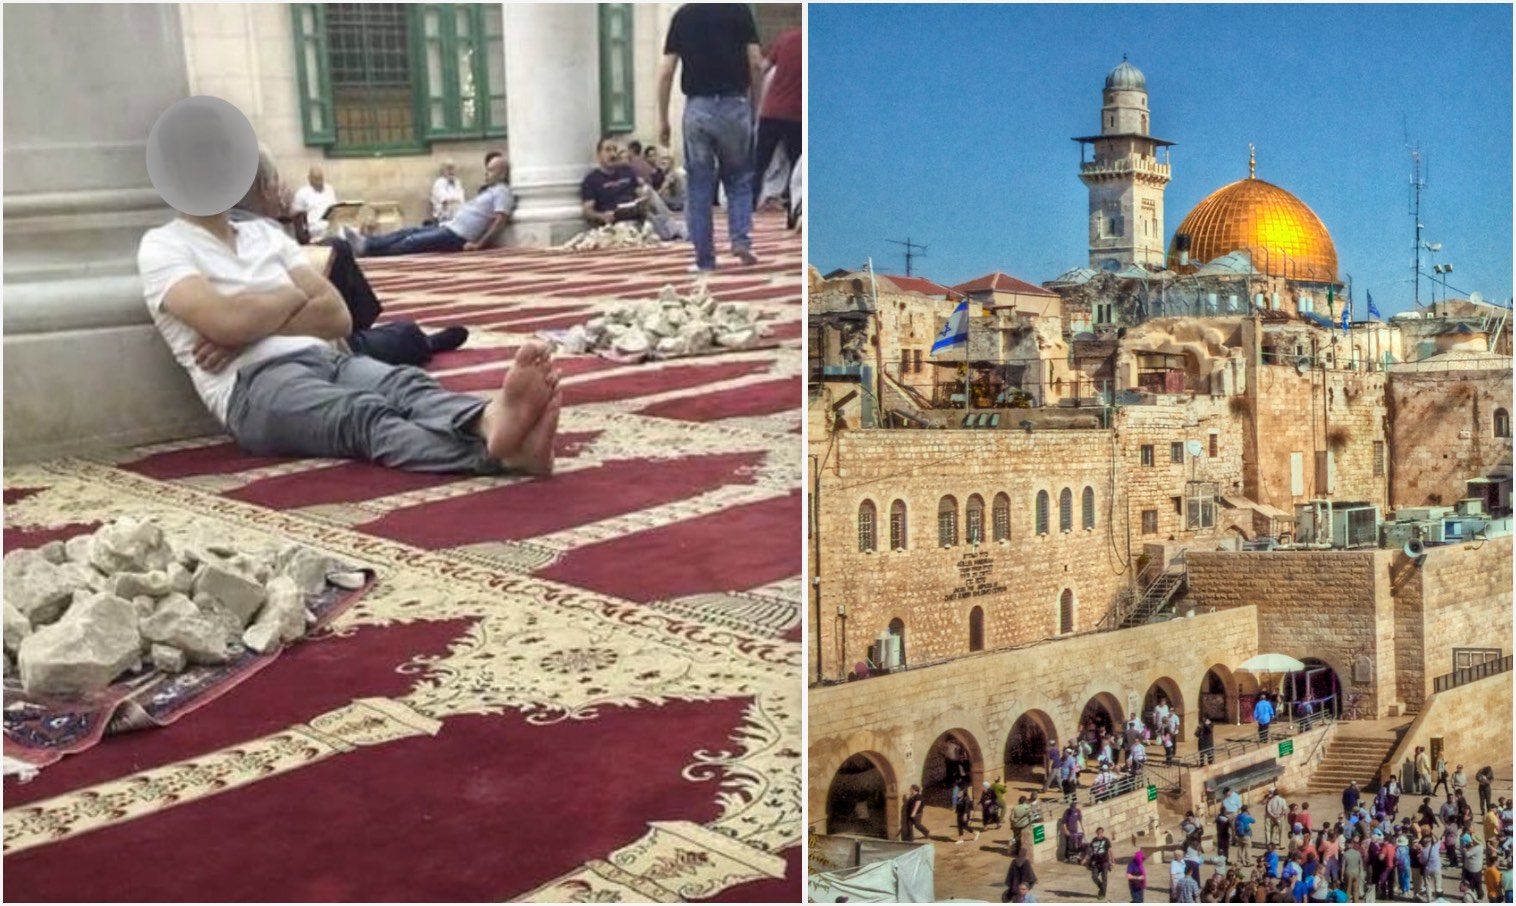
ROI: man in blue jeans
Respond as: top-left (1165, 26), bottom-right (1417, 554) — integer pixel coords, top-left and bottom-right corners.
top-left (345, 153), bottom-right (514, 257)
top-left (656, 3), bottom-right (764, 273)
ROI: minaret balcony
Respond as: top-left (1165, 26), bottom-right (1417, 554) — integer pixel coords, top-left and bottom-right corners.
top-left (1079, 158), bottom-right (1171, 180)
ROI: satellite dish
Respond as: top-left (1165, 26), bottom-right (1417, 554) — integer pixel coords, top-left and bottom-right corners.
top-left (1187, 440), bottom-right (1204, 457)
top-left (1295, 356), bottom-right (1312, 374)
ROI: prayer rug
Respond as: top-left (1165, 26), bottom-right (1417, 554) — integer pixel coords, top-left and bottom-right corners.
top-left (2, 214), bottom-right (801, 901)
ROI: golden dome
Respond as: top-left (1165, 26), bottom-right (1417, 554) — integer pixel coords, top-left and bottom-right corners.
top-left (1167, 176), bottom-right (1338, 281)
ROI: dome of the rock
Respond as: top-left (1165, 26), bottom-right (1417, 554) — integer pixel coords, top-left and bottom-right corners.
top-left (1166, 176), bottom-right (1338, 281)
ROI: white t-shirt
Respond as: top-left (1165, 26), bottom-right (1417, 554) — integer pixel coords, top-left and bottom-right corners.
top-left (293, 183), bottom-right (338, 232)
top-left (137, 217), bottom-right (326, 424)
top-left (430, 176), bottom-right (465, 222)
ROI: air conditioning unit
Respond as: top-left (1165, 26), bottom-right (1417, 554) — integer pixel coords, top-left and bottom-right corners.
top-left (1421, 520), bottom-right (1448, 545)
top-left (1456, 498), bottom-right (1485, 517)
top-left (1381, 521), bottom-right (1422, 550)
top-left (1295, 500), bottom-right (1333, 544)
top-left (1332, 504), bottom-right (1380, 549)
top-left (872, 633), bottom-right (901, 670)
top-left (1395, 506), bottom-right (1452, 523)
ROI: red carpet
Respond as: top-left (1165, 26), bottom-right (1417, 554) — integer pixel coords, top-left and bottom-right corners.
top-left (3, 213), bottom-right (800, 901)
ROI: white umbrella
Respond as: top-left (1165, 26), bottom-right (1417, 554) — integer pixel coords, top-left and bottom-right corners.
top-left (1237, 653), bottom-right (1306, 673)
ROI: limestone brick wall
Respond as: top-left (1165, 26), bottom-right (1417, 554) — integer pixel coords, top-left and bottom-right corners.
top-left (1382, 671), bottom-right (1515, 787)
top-left (1174, 721), bottom-right (1336, 813)
top-left (1248, 365), bottom-right (1388, 513)
top-left (875, 290), bottom-right (950, 402)
top-left (1412, 536), bottom-right (1514, 700)
top-left (1184, 551), bottom-right (1397, 717)
top-left (815, 428), bottom-right (1132, 680)
top-left (1386, 367), bottom-right (1514, 508)
top-left (1043, 792), bottom-right (1164, 856)
top-left (808, 607), bottom-right (1260, 837)
top-left (1118, 401), bottom-right (1246, 544)
top-left (1389, 553), bottom-right (1425, 711)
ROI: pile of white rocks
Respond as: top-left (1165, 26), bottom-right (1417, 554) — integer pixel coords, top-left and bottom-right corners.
top-left (2, 518), bottom-right (364, 697)
top-left (559, 221), bottom-right (660, 252)
top-left (556, 283), bottom-right (771, 360)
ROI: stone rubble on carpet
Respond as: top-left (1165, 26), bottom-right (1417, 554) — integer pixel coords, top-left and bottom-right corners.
top-left (558, 220), bottom-right (660, 252)
top-left (3, 517), bottom-right (365, 698)
top-left (555, 283), bottom-right (771, 361)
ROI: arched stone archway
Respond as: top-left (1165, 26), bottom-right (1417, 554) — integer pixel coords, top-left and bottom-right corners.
top-left (1077, 692), bottom-right (1125, 741)
top-left (921, 729), bottom-right (984, 806)
top-left (1293, 657), bottom-right (1343, 720)
top-left (1142, 677), bottom-right (1184, 731)
top-left (826, 751), bottom-right (896, 838)
top-left (1200, 663), bottom-right (1237, 724)
top-left (1003, 710), bottom-right (1058, 787)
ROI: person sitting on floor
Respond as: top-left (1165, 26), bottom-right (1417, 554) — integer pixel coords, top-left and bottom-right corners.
top-left (230, 145), bottom-right (469, 367)
top-left (478, 150), bottom-right (504, 195)
top-left (292, 165), bottom-right (338, 241)
top-left (343, 152), bottom-right (515, 257)
top-left (655, 147), bottom-right (686, 211)
top-left (138, 161), bottom-right (561, 476)
top-left (579, 136), bottom-right (687, 240)
top-left (429, 158), bottom-right (466, 226)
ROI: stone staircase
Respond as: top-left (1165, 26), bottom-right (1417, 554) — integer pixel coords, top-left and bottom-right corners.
top-left (1305, 734), bottom-right (1400, 796)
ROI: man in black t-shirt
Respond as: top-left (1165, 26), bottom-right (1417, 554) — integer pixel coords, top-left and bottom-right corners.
top-left (579, 137), bottom-right (686, 240)
top-left (657, 4), bottom-right (763, 273)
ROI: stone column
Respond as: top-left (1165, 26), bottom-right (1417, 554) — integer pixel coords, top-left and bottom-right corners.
top-left (3, 4), bottom-right (216, 462)
top-left (500, 3), bottom-right (602, 247)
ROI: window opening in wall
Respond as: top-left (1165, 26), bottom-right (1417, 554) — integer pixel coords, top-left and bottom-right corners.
top-left (1035, 490), bottom-right (1050, 535)
top-left (1373, 441), bottom-right (1385, 477)
top-left (1496, 407), bottom-right (1511, 438)
top-left (1141, 509), bottom-right (1158, 534)
top-left (969, 606), bottom-right (984, 652)
top-left (992, 492), bottom-right (1011, 541)
top-left (1171, 442), bottom-right (1184, 463)
top-left (858, 501), bottom-right (876, 552)
top-left (888, 617), bottom-right (906, 668)
top-left (1140, 444), bottom-right (1154, 467)
top-left (1082, 486), bottom-right (1095, 530)
top-left (914, 349), bottom-right (923, 373)
top-left (1185, 480), bottom-right (1217, 530)
top-left (1171, 496), bottom-right (1183, 516)
top-left (890, 500), bottom-right (907, 550)
top-left (1209, 434), bottom-right (1219, 457)
top-left (938, 495), bottom-right (958, 547)
top-left (900, 350), bottom-right (910, 376)
top-left (1059, 589), bottom-right (1074, 634)
top-left (966, 495), bottom-right (985, 544)
top-left (1059, 488), bottom-right (1073, 533)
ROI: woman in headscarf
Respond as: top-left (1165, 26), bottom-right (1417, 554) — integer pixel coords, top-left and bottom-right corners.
top-left (1125, 849), bottom-right (1147, 902)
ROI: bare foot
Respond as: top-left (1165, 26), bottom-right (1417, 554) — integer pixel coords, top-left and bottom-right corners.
top-left (502, 391), bottom-right (561, 476)
top-left (479, 344), bottom-right (554, 459)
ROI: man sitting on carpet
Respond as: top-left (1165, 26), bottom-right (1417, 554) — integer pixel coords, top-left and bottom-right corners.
top-left (341, 152), bottom-right (515, 257)
top-left (138, 178), bottom-right (562, 476)
top-left (580, 136), bottom-right (688, 240)
top-left (230, 145), bottom-right (470, 368)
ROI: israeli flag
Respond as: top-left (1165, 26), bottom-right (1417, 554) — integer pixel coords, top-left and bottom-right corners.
top-left (1341, 302), bottom-right (1351, 332)
top-left (1367, 291), bottom-right (1382, 321)
top-left (932, 300), bottom-right (970, 354)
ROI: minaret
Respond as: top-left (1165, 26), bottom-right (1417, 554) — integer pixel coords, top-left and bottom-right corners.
top-left (1073, 57), bottom-right (1175, 271)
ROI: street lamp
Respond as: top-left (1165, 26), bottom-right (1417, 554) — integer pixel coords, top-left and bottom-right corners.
top-left (1434, 263), bottom-right (1453, 307)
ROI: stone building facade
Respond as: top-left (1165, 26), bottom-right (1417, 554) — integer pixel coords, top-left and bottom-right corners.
top-left (1386, 355), bottom-right (1514, 507)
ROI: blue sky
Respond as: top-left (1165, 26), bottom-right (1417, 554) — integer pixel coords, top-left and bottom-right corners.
top-left (808, 4), bottom-right (1513, 314)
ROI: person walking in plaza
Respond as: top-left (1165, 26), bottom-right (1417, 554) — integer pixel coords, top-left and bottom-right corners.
top-left (955, 779), bottom-right (977, 841)
top-left (656, 3), bottom-right (762, 273)
top-left (1005, 850), bottom-right (1036, 903)
top-left (1343, 780), bottom-right (1361, 817)
top-left (1253, 693), bottom-right (1275, 742)
top-left (1343, 836), bottom-right (1367, 903)
top-left (1125, 849), bottom-right (1148, 903)
top-left (1196, 717), bottom-right (1216, 765)
top-left (1419, 829), bottom-right (1444, 901)
top-left (1453, 764), bottom-right (1469, 804)
top-left (1045, 739), bottom-right (1061, 791)
top-left (1063, 802), bottom-right (1086, 863)
top-left (1236, 805), bottom-right (1257, 863)
top-left (981, 781), bottom-right (1003, 830)
top-left (1010, 795), bottom-right (1034, 856)
top-left (902, 783), bottom-right (929, 842)
top-left (1215, 809), bottom-right (1233, 864)
top-left (751, 24), bottom-right (801, 211)
top-left (1088, 826), bottom-right (1113, 901)
top-left (1475, 765), bottom-right (1495, 816)
top-left (1267, 788), bottom-right (1289, 847)
top-left (1415, 746), bottom-right (1433, 795)
top-left (1433, 751), bottom-right (1453, 799)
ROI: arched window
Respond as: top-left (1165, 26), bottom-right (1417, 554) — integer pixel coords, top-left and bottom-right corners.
top-left (858, 501), bottom-right (877, 552)
top-left (888, 617), bottom-right (906, 667)
top-left (1082, 486), bottom-right (1096, 530)
top-left (938, 495), bottom-right (959, 547)
top-left (992, 492), bottom-right (1011, 541)
top-left (1035, 491), bottom-right (1050, 536)
top-left (1059, 589), bottom-right (1075, 635)
top-left (1059, 488), bottom-right (1074, 533)
top-left (1496, 408), bottom-right (1511, 438)
top-left (889, 500), bottom-right (907, 551)
top-left (965, 494), bottom-right (985, 544)
top-left (969, 606), bottom-right (985, 652)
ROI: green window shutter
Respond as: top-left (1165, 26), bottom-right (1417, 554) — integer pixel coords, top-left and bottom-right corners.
top-left (291, 3), bottom-right (335, 145)
top-left (599, 4), bottom-right (634, 134)
top-left (416, 5), bottom-right (502, 140)
top-left (479, 4), bottom-right (506, 138)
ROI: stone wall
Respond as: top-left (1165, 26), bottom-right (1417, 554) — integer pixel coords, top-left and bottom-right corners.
top-left (1382, 671), bottom-right (1515, 787)
top-left (1118, 401), bottom-right (1246, 543)
top-left (1174, 721), bottom-right (1337, 814)
top-left (1247, 364), bottom-right (1388, 512)
top-left (808, 607), bottom-right (1259, 840)
top-left (1184, 550), bottom-right (1396, 717)
top-left (1408, 536), bottom-right (1514, 705)
top-left (1386, 365), bottom-right (1514, 508)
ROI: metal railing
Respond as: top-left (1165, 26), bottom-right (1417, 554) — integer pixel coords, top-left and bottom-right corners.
top-left (1432, 654), bottom-right (1512, 693)
top-left (1173, 706), bottom-right (1336, 769)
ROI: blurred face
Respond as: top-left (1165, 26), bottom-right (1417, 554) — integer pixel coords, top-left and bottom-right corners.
top-left (442, 162), bottom-right (456, 179)
top-left (597, 140), bottom-right (624, 169)
top-left (485, 154), bottom-right (508, 184)
top-left (309, 166), bottom-right (325, 191)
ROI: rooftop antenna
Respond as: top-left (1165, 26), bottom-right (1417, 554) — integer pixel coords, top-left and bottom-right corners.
top-left (886, 237), bottom-right (928, 277)
top-left (1405, 121), bottom-right (1427, 310)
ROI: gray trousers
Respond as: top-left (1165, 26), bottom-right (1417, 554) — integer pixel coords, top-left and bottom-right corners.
top-left (226, 346), bottom-right (500, 474)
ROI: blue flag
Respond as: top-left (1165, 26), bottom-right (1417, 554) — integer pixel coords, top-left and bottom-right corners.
top-left (1341, 303), bottom-right (1350, 332)
top-left (1367, 291), bottom-right (1382, 320)
top-left (932, 300), bottom-right (970, 354)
